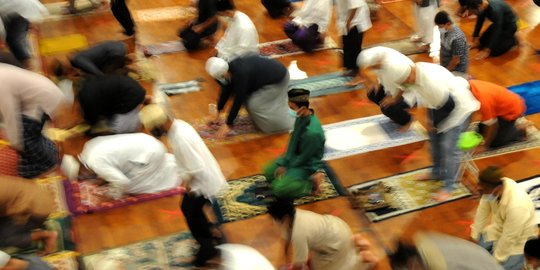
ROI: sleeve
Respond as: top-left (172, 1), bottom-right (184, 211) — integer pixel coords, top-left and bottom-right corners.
top-left (470, 198), bottom-right (491, 241)
top-left (291, 220), bottom-right (310, 264)
top-left (89, 158), bottom-right (130, 190)
top-left (429, 26), bottom-right (440, 58)
top-left (492, 207), bottom-right (532, 262)
top-left (451, 34), bottom-right (468, 57)
top-left (289, 131), bottom-right (325, 170)
top-left (0, 251), bottom-right (10, 267)
top-left (225, 78), bottom-right (248, 125)
top-left (472, 13), bottom-right (486, 38)
top-left (0, 92), bottom-right (23, 150)
top-left (70, 54), bottom-right (105, 76)
top-left (171, 129), bottom-right (206, 181)
top-left (217, 84), bottom-right (232, 111)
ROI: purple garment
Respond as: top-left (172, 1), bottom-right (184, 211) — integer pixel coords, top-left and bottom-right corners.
top-left (283, 22), bottom-right (321, 52)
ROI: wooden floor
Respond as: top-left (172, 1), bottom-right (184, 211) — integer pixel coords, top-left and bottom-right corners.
top-left (36, 0), bottom-right (540, 268)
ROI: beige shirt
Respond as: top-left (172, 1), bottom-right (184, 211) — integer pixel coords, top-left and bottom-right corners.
top-left (470, 178), bottom-right (538, 262)
top-left (0, 64), bottom-right (65, 150)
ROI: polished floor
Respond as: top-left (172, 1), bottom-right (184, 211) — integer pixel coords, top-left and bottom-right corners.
top-left (35, 0), bottom-right (540, 268)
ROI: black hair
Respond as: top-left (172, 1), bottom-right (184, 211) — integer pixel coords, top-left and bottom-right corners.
top-left (288, 88), bottom-right (310, 109)
top-left (524, 238), bottom-right (540, 258)
top-left (51, 59), bottom-right (68, 78)
top-left (388, 242), bottom-right (422, 269)
top-left (479, 166), bottom-right (503, 187)
top-left (464, 0), bottom-right (483, 9)
top-left (434, 11), bottom-right (452, 25)
top-left (267, 199), bottom-right (295, 222)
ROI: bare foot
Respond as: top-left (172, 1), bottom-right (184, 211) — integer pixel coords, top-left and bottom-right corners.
top-left (360, 250), bottom-right (379, 264)
top-left (353, 234), bottom-right (372, 250)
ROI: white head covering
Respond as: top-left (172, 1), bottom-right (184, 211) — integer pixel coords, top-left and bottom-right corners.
top-left (205, 57), bottom-right (229, 79)
top-left (139, 104), bottom-right (169, 132)
top-left (218, 244), bottom-right (275, 270)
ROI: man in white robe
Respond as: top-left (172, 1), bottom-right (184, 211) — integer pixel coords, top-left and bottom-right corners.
top-left (139, 104), bottom-right (228, 267)
top-left (283, 0), bottom-right (332, 52)
top-left (214, 7), bottom-right (259, 62)
top-left (78, 133), bottom-right (180, 199)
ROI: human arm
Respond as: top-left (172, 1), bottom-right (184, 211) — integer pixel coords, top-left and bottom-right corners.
top-left (472, 13), bottom-right (486, 39)
top-left (492, 207), bottom-right (533, 263)
top-left (447, 37), bottom-right (467, 71)
top-left (225, 78), bottom-right (248, 126)
top-left (477, 119), bottom-right (498, 151)
top-left (346, 8), bottom-right (358, 31)
top-left (470, 198), bottom-right (492, 241)
top-left (88, 158), bottom-right (130, 195)
top-left (193, 0), bottom-right (218, 33)
top-left (288, 132), bottom-right (325, 170)
top-left (70, 54), bottom-right (105, 76)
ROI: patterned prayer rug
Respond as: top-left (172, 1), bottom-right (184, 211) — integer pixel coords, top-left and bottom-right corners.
top-left (134, 6), bottom-right (197, 22)
top-left (63, 179), bottom-right (185, 215)
top-left (365, 38), bottom-right (428, 56)
top-left (192, 112), bottom-right (266, 146)
top-left (516, 175), bottom-right (540, 225)
top-left (212, 164), bottom-right (344, 223)
top-left (43, 1), bottom-right (107, 21)
top-left (157, 78), bottom-right (203, 96)
top-left (347, 168), bottom-right (472, 222)
top-left (259, 37), bottom-right (339, 58)
top-left (289, 71), bottom-right (361, 97)
top-left (83, 231), bottom-right (197, 269)
top-left (37, 175), bottom-right (71, 217)
top-left (142, 40), bottom-right (186, 56)
top-left (323, 116), bottom-right (428, 160)
top-left (509, 80), bottom-right (540, 115)
top-left (472, 118), bottom-right (540, 160)
top-left (44, 251), bottom-right (80, 270)
top-left (39, 34), bottom-right (88, 56)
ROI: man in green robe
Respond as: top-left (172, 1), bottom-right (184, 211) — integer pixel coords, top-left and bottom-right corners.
top-left (264, 88), bottom-right (326, 199)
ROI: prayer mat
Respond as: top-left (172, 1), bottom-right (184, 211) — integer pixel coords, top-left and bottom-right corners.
top-left (323, 116), bottom-right (428, 160)
top-left (39, 34), bottom-right (88, 56)
top-left (63, 179), bottom-right (186, 215)
top-left (509, 80), bottom-right (540, 115)
top-left (134, 47), bottom-right (159, 82)
top-left (212, 164), bottom-right (345, 223)
top-left (83, 231), bottom-right (197, 269)
top-left (347, 168), bottom-right (471, 222)
top-left (43, 0), bottom-right (106, 21)
top-left (43, 251), bottom-right (80, 270)
top-left (134, 6), bottom-right (196, 22)
top-left (289, 71), bottom-right (361, 97)
top-left (259, 37), bottom-right (339, 58)
top-left (472, 118), bottom-right (540, 160)
top-left (157, 78), bottom-right (203, 96)
top-left (516, 175), bottom-right (540, 225)
top-left (0, 139), bottom-right (19, 176)
top-left (142, 40), bottom-right (186, 56)
top-left (365, 38), bottom-right (428, 56)
top-left (193, 112), bottom-right (266, 146)
top-left (37, 175), bottom-right (71, 217)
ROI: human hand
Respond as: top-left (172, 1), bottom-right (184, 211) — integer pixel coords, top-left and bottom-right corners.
top-left (474, 145), bottom-right (487, 154)
top-left (275, 166), bottom-right (287, 178)
top-left (346, 77), bottom-right (364, 87)
top-left (215, 124), bottom-right (231, 139)
top-left (475, 49), bottom-right (490, 60)
top-left (469, 38), bottom-right (480, 49)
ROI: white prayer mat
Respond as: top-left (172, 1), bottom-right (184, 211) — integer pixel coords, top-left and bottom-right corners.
top-left (134, 6), bottom-right (196, 22)
top-left (517, 176), bottom-right (540, 225)
top-left (323, 115), bottom-right (428, 160)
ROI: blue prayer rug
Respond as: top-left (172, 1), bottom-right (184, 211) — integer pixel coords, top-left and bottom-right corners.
top-left (509, 80), bottom-right (540, 115)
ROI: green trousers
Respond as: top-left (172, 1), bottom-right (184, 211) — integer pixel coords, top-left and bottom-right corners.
top-left (264, 159), bottom-right (313, 199)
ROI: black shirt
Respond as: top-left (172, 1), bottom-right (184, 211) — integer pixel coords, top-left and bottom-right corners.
top-left (70, 41), bottom-right (127, 76)
top-left (196, 0), bottom-right (217, 24)
top-left (78, 75), bottom-right (146, 124)
top-left (472, 0), bottom-right (517, 50)
top-left (217, 55), bottom-right (288, 125)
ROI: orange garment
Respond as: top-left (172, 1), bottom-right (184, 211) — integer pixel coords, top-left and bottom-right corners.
top-left (469, 80), bottom-right (526, 122)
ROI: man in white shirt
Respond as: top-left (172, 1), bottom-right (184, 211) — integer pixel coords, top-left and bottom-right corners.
top-left (139, 104), bottom-right (228, 267)
top-left (214, 7), bottom-right (259, 62)
top-left (384, 62), bottom-right (479, 201)
top-left (471, 166), bottom-right (537, 270)
top-left (0, 64), bottom-right (66, 178)
top-left (351, 46), bottom-right (418, 129)
top-left (283, 0), bottom-right (332, 52)
top-left (335, 0), bottom-right (372, 76)
top-left (0, 0), bottom-right (48, 66)
top-left (78, 133), bottom-right (180, 199)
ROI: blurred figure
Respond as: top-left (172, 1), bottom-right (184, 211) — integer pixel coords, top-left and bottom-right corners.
top-left (467, 80), bottom-right (528, 152)
top-left (261, 0), bottom-right (293, 18)
top-left (74, 133), bottom-right (180, 199)
top-left (0, 176), bottom-right (57, 256)
top-left (524, 238), bottom-right (540, 270)
top-left (111, 0), bottom-right (135, 37)
top-left (214, 5), bottom-right (259, 62)
top-left (178, 0), bottom-right (231, 50)
top-left (283, 0), bottom-right (331, 52)
top-left (77, 75), bottom-right (147, 134)
top-left (335, 0), bottom-right (372, 76)
top-left (264, 89), bottom-right (325, 199)
top-left (410, 0), bottom-right (439, 47)
top-left (218, 244), bottom-right (275, 270)
top-left (139, 104), bottom-right (228, 267)
top-left (471, 166), bottom-right (537, 270)
top-left (464, 0), bottom-right (518, 59)
top-left (0, 0), bottom-right (48, 67)
top-left (351, 46), bottom-right (418, 129)
top-left (0, 64), bottom-right (66, 178)
top-left (267, 199), bottom-right (375, 270)
top-left (0, 250), bottom-right (53, 270)
top-left (433, 11), bottom-right (469, 76)
top-left (388, 232), bottom-right (503, 269)
top-left (205, 56), bottom-right (294, 137)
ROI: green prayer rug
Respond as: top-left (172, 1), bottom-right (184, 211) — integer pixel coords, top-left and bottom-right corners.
top-left (212, 164), bottom-right (345, 223)
top-left (289, 72), bottom-right (362, 97)
top-left (347, 168), bottom-right (472, 222)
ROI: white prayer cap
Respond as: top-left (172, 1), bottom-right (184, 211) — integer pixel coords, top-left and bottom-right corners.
top-left (0, 251), bottom-right (10, 267)
top-left (139, 104), bottom-right (168, 132)
top-left (61, 155), bottom-right (80, 181)
top-left (205, 57), bottom-right (229, 79)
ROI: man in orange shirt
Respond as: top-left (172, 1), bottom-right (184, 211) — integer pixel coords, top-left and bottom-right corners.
top-left (468, 80), bottom-right (528, 152)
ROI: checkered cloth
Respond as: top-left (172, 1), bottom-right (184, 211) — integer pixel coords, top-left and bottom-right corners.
top-left (19, 115), bottom-right (58, 178)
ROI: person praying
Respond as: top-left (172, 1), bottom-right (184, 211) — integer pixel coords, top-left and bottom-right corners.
top-left (283, 0), bottom-right (332, 52)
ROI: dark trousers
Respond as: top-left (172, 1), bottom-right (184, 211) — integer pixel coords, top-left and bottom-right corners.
top-left (0, 217), bottom-right (44, 249)
top-left (367, 86), bottom-right (412, 126)
top-left (342, 27), bottom-right (363, 73)
top-left (478, 117), bottom-right (525, 148)
top-left (13, 255), bottom-right (53, 270)
top-left (284, 22), bottom-right (321, 52)
top-left (180, 193), bottom-right (217, 265)
top-left (428, 96), bottom-right (455, 129)
top-left (179, 23), bottom-right (219, 51)
top-left (480, 23), bottom-right (517, 57)
top-left (19, 115), bottom-right (58, 179)
top-left (111, 0), bottom-right (135, 36)
top-left (3, 14), bottom-right (30, 62)
top-left (261, 0), bottom-right (291, 18)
